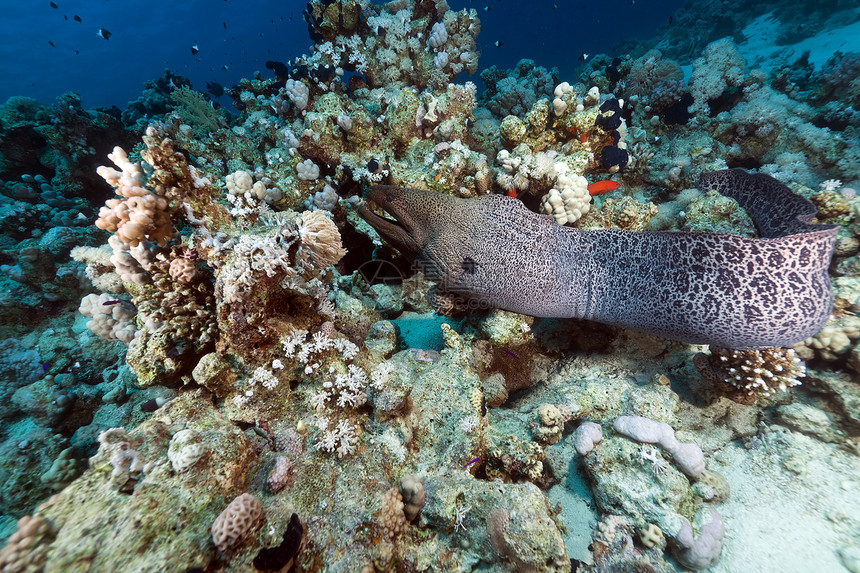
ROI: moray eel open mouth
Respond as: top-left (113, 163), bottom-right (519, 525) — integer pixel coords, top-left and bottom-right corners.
top-left (357, 186), bottom-right (422, 257)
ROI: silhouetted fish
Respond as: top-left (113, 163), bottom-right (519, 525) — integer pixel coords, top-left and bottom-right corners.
top-left (265, 60), bottom-right (290, 78)
top-left (206, 81), bottom-right (225, 97)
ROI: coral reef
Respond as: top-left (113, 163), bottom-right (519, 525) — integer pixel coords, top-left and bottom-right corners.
top-left (0, 1), bottom-right (858, 572)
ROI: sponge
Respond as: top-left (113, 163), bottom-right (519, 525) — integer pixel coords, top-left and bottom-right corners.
top-left (613, 415), bottom-right (705, 478)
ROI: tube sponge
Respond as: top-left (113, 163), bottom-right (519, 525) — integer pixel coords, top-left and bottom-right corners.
top-left (673, 508), bottom-right (725, 571)
top-left (613, 415), bottom-right (705, 478)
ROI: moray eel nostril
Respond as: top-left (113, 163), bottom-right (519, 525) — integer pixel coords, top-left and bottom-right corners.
top-left (360, 169), bottom-right (837, 350)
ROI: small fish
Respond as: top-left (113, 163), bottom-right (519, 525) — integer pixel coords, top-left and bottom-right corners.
top-left (102, 300), bottom-right (121, 306)
top-left (190, 44), bottom-right (199, 55)
top-left (494, 40), bottom-right (502, 47)
top-left (49, 1), bottom-right (58, 7)
top-left (463, 457), bottom-right (480, 468)
top-left (97, 28), bottom-right (111, 40)
top-left (63, 14), bottom-right (67, 20)
top-left (166, 344), bottom-right (187, 358)
top-left (587, 180), bottom-right (621, 196)
top-left (223, 21), bottom-right (227, 29)
top-left (73, 14), bottom-right (81, 22)
top-left (74, 49), bottom-right (79, 54)
top-left (141, 397), bottom-right (170, 413)
top-left (48, 40), bottom-right (56, 47)
top-left (503, 349), bottom-right (519, 359)
top-left (484, 5), bottom-right (490, 11)
top-left (265, 59), bottom-right (289, 78)
top-left (668, 16), bottom-right (673, 25)
top-left (221, 64), bottom-right (229, 71)
top-left (578, 53), bottom-right (590, 62)
top-left (41, 362), bottom-right (51, 373)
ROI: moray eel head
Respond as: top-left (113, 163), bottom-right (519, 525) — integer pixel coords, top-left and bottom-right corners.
top-left (359, 185), bottom-right (560, 313)
top-left (359, 184), bottom-right (488, 272)
top-left (357, 185), bottom-right (432, 258)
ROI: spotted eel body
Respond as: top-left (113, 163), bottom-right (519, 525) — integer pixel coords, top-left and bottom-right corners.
top-left (358, 169), bottom-right (837, 349)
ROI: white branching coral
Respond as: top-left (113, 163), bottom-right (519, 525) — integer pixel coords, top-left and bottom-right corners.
top-left (370, 361), bottom-right (395, 390)
top-left (694, 346), bottom-right (805, 399)
top-left (250, 367), bottom-right (279, 390)
top-left (638, 444), bottom-right (671, 476)
top-left (279, 327), bottom-right (365, 456)
top-left (213, 226), bottom-right (299, 304)
top-left (819, 179), bottom-right (842, 191)
top-left (314, 417), bottom-right (359, 457)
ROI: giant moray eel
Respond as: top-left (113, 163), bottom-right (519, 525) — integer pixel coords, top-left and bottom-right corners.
top-left (358, 169), bottom-right (838, 349)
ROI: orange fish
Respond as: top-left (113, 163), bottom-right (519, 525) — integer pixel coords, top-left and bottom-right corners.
top-left (579, 131), bottom-right (589, 143)
top-left (506, 189), bottom-right (518, 198)
top-left (587, 180), bottom-right (620, 196)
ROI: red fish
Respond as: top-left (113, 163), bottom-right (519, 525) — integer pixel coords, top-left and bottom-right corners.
top-left (587, 180), bottom-right (620, 196)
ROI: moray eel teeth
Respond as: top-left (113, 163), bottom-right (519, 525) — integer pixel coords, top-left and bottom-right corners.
top-left (359, 170), bottom-right (838, 350)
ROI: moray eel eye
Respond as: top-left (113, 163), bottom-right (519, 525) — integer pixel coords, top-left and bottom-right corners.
top-left (461, 257), bottom-right (476, 274)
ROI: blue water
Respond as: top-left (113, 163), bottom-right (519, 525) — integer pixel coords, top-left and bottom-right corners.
top-left (1, 0), bottom-right (684, 108)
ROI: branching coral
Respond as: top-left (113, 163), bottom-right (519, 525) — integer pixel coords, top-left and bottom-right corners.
top-left (688, 37), bottom-right (746, 115)
top-left (301, 0), bottom-right (480, 90)
top-left (95, 146), bottom-right (174, 247)
top-left (694, 346), bottom-right (805, 402)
